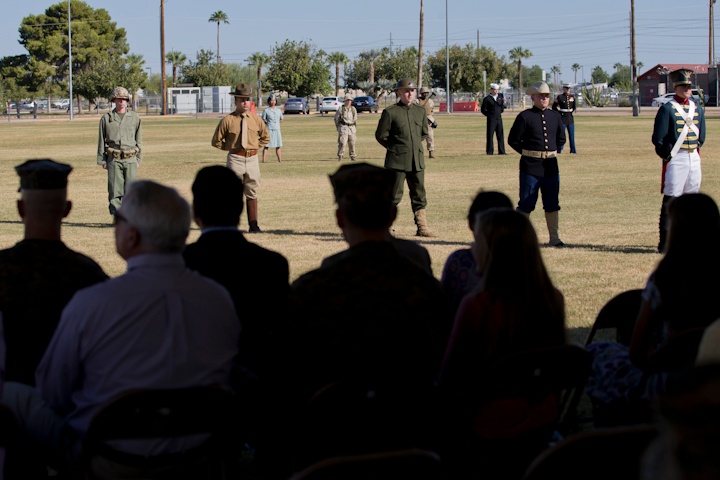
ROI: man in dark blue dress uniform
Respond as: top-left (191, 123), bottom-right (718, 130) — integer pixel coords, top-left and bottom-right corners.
top-left (508, 81), bottom-right (567, 247)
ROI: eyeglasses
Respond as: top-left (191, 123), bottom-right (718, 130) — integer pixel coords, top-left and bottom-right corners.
top-left (113, 212), bottom-right (129, 225)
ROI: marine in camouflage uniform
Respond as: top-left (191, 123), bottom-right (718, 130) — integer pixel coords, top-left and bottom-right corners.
top-left (334, 95), bottom-right (358, 161)
top-left (0, 159), bottom-right (108, 385)
top-left (416, 87), bottom-right (437, 158)
top-left (97, 86), bottom-right (142, 215)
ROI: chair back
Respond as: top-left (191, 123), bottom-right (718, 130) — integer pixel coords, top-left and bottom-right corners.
top-left (83, 386), bottom-right (236, 479)
top-left (586, 289), bottom-right (643, 346)
top-left (523, 425), bottom-right (658, 480)
top-left (288, 449), bottom-right (445, 480)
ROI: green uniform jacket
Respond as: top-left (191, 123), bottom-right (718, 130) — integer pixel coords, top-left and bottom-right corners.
top-left (97, 110), bottom-right (142, 165)
top-left (375, 101), bottom-right (428, 171)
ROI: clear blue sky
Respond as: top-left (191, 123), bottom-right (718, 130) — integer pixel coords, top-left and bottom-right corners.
top-left (0, 0), bottom-right (716, 85)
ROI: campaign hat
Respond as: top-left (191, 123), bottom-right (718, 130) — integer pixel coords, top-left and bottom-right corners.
top-left (526, 81), bottom-right (551, 95)
top-left (230, 83), bottom-right (253, 97)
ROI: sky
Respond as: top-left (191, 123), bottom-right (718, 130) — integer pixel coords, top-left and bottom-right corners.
top-left (1, 0), bottom-right (717, 86)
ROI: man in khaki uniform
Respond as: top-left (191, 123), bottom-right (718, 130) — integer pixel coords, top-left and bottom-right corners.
top-left (334, 94), bottom-right (357, 161)
top-left (97, 86), bottom-right (142, 215)
top-left (416, 87), bottom-right (437, 158)
top-left (211, 83), bottom-right (270, 233)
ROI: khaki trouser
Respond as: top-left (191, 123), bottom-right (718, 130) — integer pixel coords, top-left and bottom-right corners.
top-left (107, 159), bottom-right (137, 215)
top-left (226, 152), bottom-right (260, 199)
top-left (337, 125), bottom-right (357, 159)
top-left (426, 121), bottom-right (435, 152)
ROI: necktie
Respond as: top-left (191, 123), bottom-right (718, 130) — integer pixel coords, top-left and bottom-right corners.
top-left (240, 113), bottom-right (248, 149)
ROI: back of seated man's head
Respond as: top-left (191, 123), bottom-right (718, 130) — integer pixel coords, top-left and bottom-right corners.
top-left (191, 166), bottom-right (244, 227)
top-left (119, 180), bottom-right (190, 254)
top-left (468, 190), bottom-right (513, 228)
top-left (329, 163), bottom-right (396, 230)
top-left (15, 159), bottom-right (73, 232)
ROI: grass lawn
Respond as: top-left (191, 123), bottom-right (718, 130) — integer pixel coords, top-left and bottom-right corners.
top-left (2, 107), bottom-right (718, 344)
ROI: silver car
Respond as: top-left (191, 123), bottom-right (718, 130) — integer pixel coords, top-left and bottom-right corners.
top-left (319, 96), bottom-right (342, 116)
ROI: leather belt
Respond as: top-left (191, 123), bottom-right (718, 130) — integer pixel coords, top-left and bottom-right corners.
top-left (521, 149), bottom-right (557, 159)
top-left (229, 148), bottom-right (258, 156)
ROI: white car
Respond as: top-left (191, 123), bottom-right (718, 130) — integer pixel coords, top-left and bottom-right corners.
top-left (52, 99), bottom-right (70, 109)
top-left (652, 90), bottom-right (708, 107)
top-left (319, 96), bottom-right (342, 116)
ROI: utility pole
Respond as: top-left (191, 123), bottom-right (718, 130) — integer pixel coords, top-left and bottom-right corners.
top-left (631, 0), bottom-right (639, 116)
top-left (477, 30), bottom-right (480, 49)
top-left (710, 0), bottom-right (716, 65)
top-left (418, 0), bottom-right (424, 88)
top-left (160, 0), bottom-right (167, 115)
top-left (68, 0), bottom-right (73, 120)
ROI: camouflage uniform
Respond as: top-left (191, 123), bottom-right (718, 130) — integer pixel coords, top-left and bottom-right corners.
top-left (416, 88), bottom-right (436, 156)
top-left (334, 100), bottom-right (357, 161)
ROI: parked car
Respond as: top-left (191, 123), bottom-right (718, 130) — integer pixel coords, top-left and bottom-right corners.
top-left (651, 89), bottom-right (709, 107)
top-left (352, 96), bottom-right (378, 113)
top-left (19, 101), bottom-right (36, 110)
top-left (52, 99), bottom-right (70, 109)
top-left (284, 97), bottom-right (309, 114)
top-left (319, 96), bottom-right (342, 115)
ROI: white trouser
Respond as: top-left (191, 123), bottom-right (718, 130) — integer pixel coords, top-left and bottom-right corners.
top-left (663, 149), bottom-right (701, 196)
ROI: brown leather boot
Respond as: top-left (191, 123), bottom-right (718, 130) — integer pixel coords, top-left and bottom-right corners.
top-left (429, 151), bottom-right (435, 159)
top-left (414, 209), bottom-right (437, 237)
top-left (246, 198), bottom-right (261, 233)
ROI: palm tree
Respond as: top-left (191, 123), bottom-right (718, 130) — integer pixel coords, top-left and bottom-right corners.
top-left (208, 11), bottom-right (229, 63)
top-left (247, 52), bottom-right (270, 106)
top-left (166, 50), bottom-right (187, 87)
top-left (572, 63), bottom-right (581, 84)
top-left (613, 62), bottom-right (623, 74)
top-left (550, 65), bottom-right (561, 89)
top-left (509, 46), bottom-right (532, 107)
top-left (359, 49), bottom-right (384, 83)
top-left (637, 61), bottom-right (644, 72)
top-left (327, 52), bottom-right (349, 96)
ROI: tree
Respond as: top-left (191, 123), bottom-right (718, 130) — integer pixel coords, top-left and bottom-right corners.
top-left (208, 11), bottom-right (229, 63)
top-left (359, 49), bottom-right (385, 83)
top-left (327, 52), bottom-right (348, 96)
top-left (572, 63), bottom-right (581, 84)
top-left (509, 46), bottom-right (532, 106)
top-left (427, 44), bottom-right (509, 95)
top-left (610, 65), bottom-right (632, 91)
top-left (591, 66), bottom-right (610, 84)
top-left (180, 49), bottom-right (231, 87)
top-left (550, 65), bottom-right (561, 90)
top-left (265, 40), bottom-right (331, 97)
top-left (166, 50), bottom-right (187, 87)
top-left (247, 52), bottom-right (270, 105)
top-left (18, 0), bottom-right (129, 96)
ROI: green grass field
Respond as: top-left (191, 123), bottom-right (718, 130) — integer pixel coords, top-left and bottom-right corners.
top-left (2, 108), bottom-right (718, 344)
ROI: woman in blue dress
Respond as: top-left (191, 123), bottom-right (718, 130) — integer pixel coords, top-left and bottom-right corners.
top-left (261, 94), bottom-right (283, 162)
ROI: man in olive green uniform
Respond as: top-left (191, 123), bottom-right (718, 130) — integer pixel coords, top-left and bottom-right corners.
top-left (334, 94), bottom-right (357, 161)
top-left (375, 78), bottom-right (434, 237)
top-left (97, 86), bottom-right (142, 216)
top-left (416, 87), bottom-right (437, 158)
top-left (211, 83), bottom-right (270, 233)
top-left (0, 159), bottom-right (108, 385)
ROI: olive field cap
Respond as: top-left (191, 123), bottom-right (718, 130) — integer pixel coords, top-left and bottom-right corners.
top-left (526, 82), bottom-right (551, 95)
top-left (15, 159), bottom-right (72, 191)
top-left (230, 83), bottom-right (253, 97)
top-left (490, 83), bottom-right (500, 90)
top-left (110, 87), bottom-right (130, 101)
top-left (394, 78), bottom-right (417, 91)
top-left (669, 69), bottom-right (694, 88)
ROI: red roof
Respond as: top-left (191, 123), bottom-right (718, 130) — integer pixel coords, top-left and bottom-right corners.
top-left (640, 64), bottom-right (709, 77)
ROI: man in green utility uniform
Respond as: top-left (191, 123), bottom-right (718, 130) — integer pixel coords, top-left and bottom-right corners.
top-left (375, 78), bottom-right (434, 237)
top-left (97, 86), bottom-right (142, 215)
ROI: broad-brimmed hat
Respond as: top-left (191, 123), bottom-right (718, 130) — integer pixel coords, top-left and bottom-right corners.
top-left (526, 82), bottom-right (551, 95)
top-left (394, 78), bottom-right (417, 91)
top-left (110, 86), bottom-right (130, 102)
top-left (230, 83), bottom-right (253, 98)
top-left (15, 159), bottom-right (72, 191)
top-left (669, 69), bottom-right (694, 88)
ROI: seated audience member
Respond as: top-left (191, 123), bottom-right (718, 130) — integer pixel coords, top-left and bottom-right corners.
top-left (0, 159), bottom-right (108, 385)
top-left (282, 163), bottom-right (450, 398)
top-left (437, 208), bottom-right (566, 479)
top-left (587, 193), bottom-right (720, 405)
top-left (184, 165), bottom-right (289, 374)
top-left (440, 190), bottom-right (513, 316)
top-left (1, 180), bottom-right (239, 469)
top-left (697, 318), bottom-right (720, 365)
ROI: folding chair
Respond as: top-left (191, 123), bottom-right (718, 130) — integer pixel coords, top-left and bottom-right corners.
top-left (82, 386), bottom-right (237, 480)
top-left (522, 425), bottom-right (658, 480)
top-left (288, 449), bottom-right (445, 480)
top-left (585, 289), bottom-right (643, 347)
